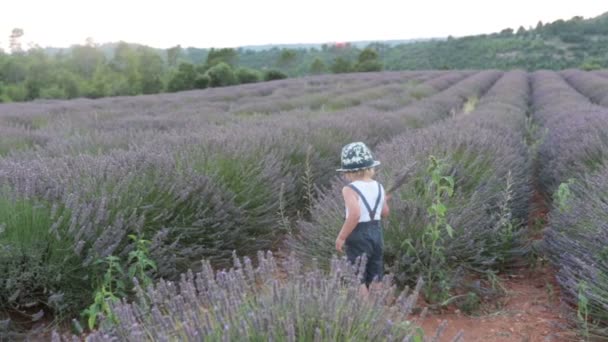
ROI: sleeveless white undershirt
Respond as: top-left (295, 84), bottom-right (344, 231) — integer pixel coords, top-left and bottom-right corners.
top-left (345, 180), bottom-right (385, 222)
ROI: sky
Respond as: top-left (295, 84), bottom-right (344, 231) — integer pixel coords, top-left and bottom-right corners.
top-left (1, 0), bottom-right (606, 50)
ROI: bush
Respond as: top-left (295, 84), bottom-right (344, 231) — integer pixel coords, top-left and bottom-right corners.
top-left (533, 71), bottom-right (608, 338)
top-left (235, 67), bottom-right (262, 84)
top-left (205, 62), bottom-right (237, 87)
top-left (167, 63), bottom-right (197, 92)
top-left (330, 57), bottom-right (353, 74)
top-left (289, 71), bottom-right (531, 296)
top-left (0, 190), bottom-right (89, 320)
top-left (194, 74), bottom-right (210, 89)
top-left (4, 84), bottom-right (27, 102)
top-left (356, 60), bottom-right (383, 72)
top-left (263, 69), bottom-right (287, 81)
top-left (55, 252), bottom-right (454, 341)
top-left (544, 172), bottom-right (608, 338)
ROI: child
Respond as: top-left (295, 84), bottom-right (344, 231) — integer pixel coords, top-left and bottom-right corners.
top-left (335, 142), bottom-right (390, 292)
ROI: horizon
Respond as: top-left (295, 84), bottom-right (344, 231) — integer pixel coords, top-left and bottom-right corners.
top-left (0, 1), bottom-right (606, 51)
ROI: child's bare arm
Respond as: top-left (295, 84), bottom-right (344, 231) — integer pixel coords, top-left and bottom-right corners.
top-left (336, 187), bottom-right (360, 252)
top-left (381, 193), bottom-right (390, 218)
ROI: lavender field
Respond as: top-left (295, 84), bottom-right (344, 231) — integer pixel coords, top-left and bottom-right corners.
top-left (1, 70), bottom-right (607, 340)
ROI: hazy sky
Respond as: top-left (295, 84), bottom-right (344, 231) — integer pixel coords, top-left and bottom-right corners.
top-left (1, 1), bottom-right (606, 50)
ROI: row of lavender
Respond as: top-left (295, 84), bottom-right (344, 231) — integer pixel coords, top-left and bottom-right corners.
top-left (532, 70), bottom-right (608, 338)
top-left (55, 253), bottom-right (465, 341)
top-left (290, 70), bottom-right (532, 299)
top-left (71, 72), bottom-right (529, 341)
top-left (0, 72), bottom-right (469, 159)
top-left (0, 72), bottom-right (435, 157)
top-left (0, 71), bottom-right (493, 328)
top-left (45, 71), bottom-right (491, 340)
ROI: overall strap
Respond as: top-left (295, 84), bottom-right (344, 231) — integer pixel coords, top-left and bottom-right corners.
top-left (371, 182), bottom-right (382, 220)
top-left (348, 182), bottom-right (383, 221)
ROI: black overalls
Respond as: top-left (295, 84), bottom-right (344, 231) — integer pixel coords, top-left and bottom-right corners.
top-left (344, 182), bottom-right (384, 287)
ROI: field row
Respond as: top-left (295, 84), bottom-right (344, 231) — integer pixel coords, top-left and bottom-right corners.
top-left (2, 70), bottom-right (608, 339)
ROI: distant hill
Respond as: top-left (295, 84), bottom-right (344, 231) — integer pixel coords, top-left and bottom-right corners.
top-left (37, 11), bottom-right (608, 74)
top-left (189, 11), bottom-right (608, 72)
top-left (238, 38), bottom-right (437, 51)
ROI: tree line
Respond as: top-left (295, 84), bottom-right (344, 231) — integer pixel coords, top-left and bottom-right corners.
top-left (0, 31), bottom-right (384, 102)
top-left (1, 12), bottom-right (607, 102)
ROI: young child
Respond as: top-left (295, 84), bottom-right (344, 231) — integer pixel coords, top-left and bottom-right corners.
top-left (335, 142), bottom-right (390, 291)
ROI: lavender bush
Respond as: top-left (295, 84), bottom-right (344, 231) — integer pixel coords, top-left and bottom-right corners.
top-left (2, 71), bottom-right (479, 330)
top-left (287, 71), bottom-right (502, 266)
top-left (561, 69), bottom-right (608, 106)
top-left (544, 171), bottom-right (608, 338)
top-left (290, 71), bottom-right (532, 296)
top-left (0, 188), bottom-right (90, 321)
top-left (531, 71), bottom-right (608, 194)
top-left (532, 71), bottom-right (608, 337)
top-left (54, 252), bottom-right (463, 341)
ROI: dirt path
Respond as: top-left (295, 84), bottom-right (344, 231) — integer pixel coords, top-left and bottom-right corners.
top-left (417, 264), bottom-right (576, 341)
top-left (416, 179), bottom-right (580, 341)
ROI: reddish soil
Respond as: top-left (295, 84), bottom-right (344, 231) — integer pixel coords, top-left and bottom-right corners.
top-left (416, 265), bottom-right (577, 341)
top-left (416, 185), bottom-right (579, 342)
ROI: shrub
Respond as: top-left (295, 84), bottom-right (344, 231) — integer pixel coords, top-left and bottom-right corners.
top-left (289, 71), bottom-right (531, 295)
top-left (545, 172), bottom-right (608, 338)
top-left (0, 189), bottom-right (89, 320)
top-left (194, 74), bottom-right (210, 89)
top-left (54, 252), bottom-right (461, 341)
top-left (205, 62), bottom-right (237, 87)
top-left (263, 69), bottom-right (288, 81)
top-left (167, 62), bottom-right (197, 92)
top-left (356, 60), bottom-right (383, 72)
top-left (532, 71), bottom-right (608, 338)
top-left (235, 67), bottom-right (262, 84)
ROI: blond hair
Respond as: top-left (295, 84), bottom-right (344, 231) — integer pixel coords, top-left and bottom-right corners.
top-left (344, 167), bottom-right (375, 181)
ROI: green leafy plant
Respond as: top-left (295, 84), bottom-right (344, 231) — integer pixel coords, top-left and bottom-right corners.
top-left (82, 235), bottom-right (156, 330)
top-left (127, 234), bottom-right (157, 289)
top-left (555, 178), bottom-right (575, 212)
top-left (494, 171), bottom-right (517, 268)
top-left (402, 155), bottom-right (455, 302)
top-left (82, 255), bottom-right (126, 330)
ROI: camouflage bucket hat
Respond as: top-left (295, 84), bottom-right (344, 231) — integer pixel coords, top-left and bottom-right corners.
top-left (336, 142), bottom-right (381, 172)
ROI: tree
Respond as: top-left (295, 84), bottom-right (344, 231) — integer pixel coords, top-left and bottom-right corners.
top-left (580, 58), bottom-right (602, 71)
top-left (499, 28), bottom-right (514, 37)
top-left (137, 47), bottom-right (164, 94)
top-left (356, 60), bottom-right (383, 72)
top-left (331, 57), bottom-right (352, 74)
top-left (24, 49), bottom-right (52, 100)
top-left (277, 49), bottom-right (297, 69)
top-left (168, 62), bottom-right (197, 92)
top-left (205, 62), bottom-right (237, 87)
top-left (358, 48), bottom-right (378, 64)
top-left (310, 58), bottom-right (326, 74)
top-left (516, 26), bottom-right (527, 36)
top-left (167, 45), bottom-right (182, 67)
top-left (194, 74), bottom-right (210, 89)
top-left (535, 21), bottom-right (544, 31)
top-left (55, 70), bottom-right (82, 98)
top-left (9, 28), bottom-right (24, 54)
top-left (235, 67), bottom-right (261, 84)
top-left (0, 58), bottom-right (27, 83)
top-left (263, 69), bottom-right (287, 81)
top-left (71, 44), bottom-right (106, 79)
top-left (111, 42), bottom-right (141, 94)
top-left (206, 48), bottom-right (237, 67)
top-left (355, 48), bottom-right (383, 72)
top-left (112, 41), bottom-right (134, 72)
